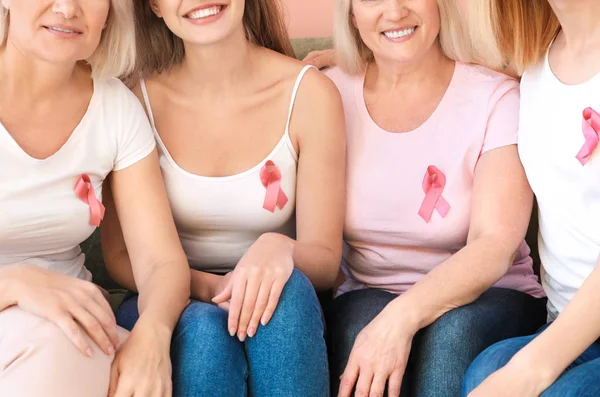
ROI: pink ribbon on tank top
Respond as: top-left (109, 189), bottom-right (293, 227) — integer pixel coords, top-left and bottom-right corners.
top-left (418, 166), bottom-right (450, 223)
top-left (75, 174), bottom-right (105, 227)
top-left (576, 107), bottom-right (600, 166)
top-left (260, 160), bottom-right (288, 213)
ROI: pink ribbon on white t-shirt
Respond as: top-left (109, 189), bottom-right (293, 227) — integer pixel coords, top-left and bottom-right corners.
top-left (260, 160), bottom-right (288, 213)
top-left (576, 107), bottom-right (600, 166)
top-left (418, 166), bottom-right (450, 223)
top-left (75, 174), bottom-right (105, 227)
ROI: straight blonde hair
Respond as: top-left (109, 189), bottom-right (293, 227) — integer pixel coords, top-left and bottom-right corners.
top-left (0, 2), bottom-right (136, 80)
top-left (467, 0), bottom-right (560, 75)
top-left (334, 0), bottom-right (475, 74)
top-left (132, 0), bottom-right (296, 78)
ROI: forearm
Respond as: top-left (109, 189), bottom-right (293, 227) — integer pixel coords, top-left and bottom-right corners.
top-left (271, 233), bottom-right (340, 291)
top-left (190, 269), bottom-right (222, 303)
top-left (390, 234), bottom-right (517, 329)
top-left (134, 255), bottom-right (190, 334)
top-left (511, 257), bottom-right (600, 385)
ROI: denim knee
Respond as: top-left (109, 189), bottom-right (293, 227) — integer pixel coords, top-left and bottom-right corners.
top-left (172, 301), bottom-right (247, 397)
top-left (462, 336), bottom-right (532, 396)
top-left (266, 268), bottom-right (323, 331)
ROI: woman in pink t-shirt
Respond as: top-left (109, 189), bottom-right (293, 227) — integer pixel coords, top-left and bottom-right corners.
top-left (322, 0), bottom-right (546, 396)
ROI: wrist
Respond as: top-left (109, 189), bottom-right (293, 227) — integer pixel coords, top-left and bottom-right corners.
top-left (509, 347), bottom-right (560, 390)
top-left (0, 264), bottom-right (29, 309)
top-left (134, 314), bottom-right (174, 344)
top-left (387, 297), bottom-right (423, 335)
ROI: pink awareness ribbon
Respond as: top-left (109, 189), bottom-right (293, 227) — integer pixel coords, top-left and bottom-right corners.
top-left (75, 174), bottom-right (105, 227)
top-left (576, 107), bottom-right (600, 166)
top-left (418, 165), bottom-right (450, 223)
top-left (260, 160), bottom-right (288, 213)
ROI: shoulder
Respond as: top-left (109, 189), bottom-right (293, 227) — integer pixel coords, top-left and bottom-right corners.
top-left (93, 77), bottom-right (149, 120)
top-left (458, 63), bottom-right (520, 111)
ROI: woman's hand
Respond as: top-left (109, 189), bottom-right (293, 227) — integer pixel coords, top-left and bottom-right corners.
top-left (302, 49), bottom-right (337, 69)
top-left (212, 233), bottom-right (294, 341)
top-left (468, 356), bottom-right (551, 397)
top-left (339, 303), bottom-right (419, 397)
top-left (108, 319), bottom-right (173, 397)
top-left (6, 264), bottom-right (119, 356)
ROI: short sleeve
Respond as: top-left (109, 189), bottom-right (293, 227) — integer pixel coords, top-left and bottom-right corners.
top-left (112, 82), bottom-right (156, 171)
top-left (481, 79), bottom-right (521, 154)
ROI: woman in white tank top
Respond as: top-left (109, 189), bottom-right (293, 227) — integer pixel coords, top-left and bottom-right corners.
top-left (101, 0), bottom-right (346, 395)
top-left (0, 1), bottom-right (190, 396)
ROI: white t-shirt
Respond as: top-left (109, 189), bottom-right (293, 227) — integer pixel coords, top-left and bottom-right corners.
top-left (0, 78), bottom-right (156, 280)
top-left (519, 52), bottom-right (600, 319)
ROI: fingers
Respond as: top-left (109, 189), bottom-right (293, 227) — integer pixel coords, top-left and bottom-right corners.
top-left (354, 368), bottom-right (374, 397)
top-left (387, 368), bottom-right (405, 397)
top-left (338, 361), bottom-right (360, 397)
top-left (52, 312), bottom-right (93, 357)
top-left (108, 361), bottom-right (119, 397)
top-left (212, 280), bottom-right (233, 304)
top-left (68, 304), bottom-right (115, 355)
top-left (226, 276), bottom-right (247, 337)
top-left (84, 296), bottom-right (119, 350)
top-left (369, 373), bottom-right (387, 397)
top-left (260, 278), bottom-right (285, 326)
top-left (246, 281), bottom-right (272, 338)
top-left (302, 49), bottom-right (335, 69)
top-left (236, 275), bottom-right (261, 341)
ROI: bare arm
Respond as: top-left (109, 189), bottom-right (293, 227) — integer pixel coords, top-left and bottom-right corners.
top-left (387, 145), bottom-right (534, 329)
top-left (508, 257), bottom-right (600, 387)
top-left (101, 150), bottom-right (190, 332)
top-left (286, 68), bottom-right (347, 291)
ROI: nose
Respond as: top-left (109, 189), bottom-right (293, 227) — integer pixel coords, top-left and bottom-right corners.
top-left (383, 0), bottom-right (410, 21)
top-left (52, 0), bottom-right (82, 19)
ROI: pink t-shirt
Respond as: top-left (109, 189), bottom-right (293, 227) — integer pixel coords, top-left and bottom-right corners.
top-left (326, 63), bottom-right (545, 297)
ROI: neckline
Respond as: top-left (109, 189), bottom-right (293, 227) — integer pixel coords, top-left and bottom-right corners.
top-left (0, 79), bottom-right (98, 162)
top-left (354, 61), bottom-right (460, 136)
top-left (139, 66), bottom-right (309, 181)
top-left (543, 44), bottom-right (600, 88)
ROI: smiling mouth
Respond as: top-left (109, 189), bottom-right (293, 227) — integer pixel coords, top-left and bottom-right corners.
top-left (44, 26), bottom-right (82, 34)
top-left (382, 27), bottom-right (417, 39)
top-left (185, 5), bottom-right (225, 20)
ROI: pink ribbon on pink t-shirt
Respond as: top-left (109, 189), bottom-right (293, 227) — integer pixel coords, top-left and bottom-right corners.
top-left (576, 107), bottom-right (599, 166)
top-left (418, 166), bottom-right (450, 223)
top-left (75, 174), bottom-right (105, 227)
top-left (260, 160), bottom-right (288, 213)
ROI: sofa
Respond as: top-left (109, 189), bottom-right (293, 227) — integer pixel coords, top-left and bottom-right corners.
top-left (83, 36), bottom-right (542, 311)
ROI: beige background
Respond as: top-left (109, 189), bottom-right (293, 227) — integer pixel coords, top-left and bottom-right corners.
top-left (284, 0), bottom-right (335, 37)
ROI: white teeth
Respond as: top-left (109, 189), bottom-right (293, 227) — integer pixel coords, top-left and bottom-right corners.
top-left (49, 27), bottom-right (76, 33)
top-left (187, 5), bottom-right (223, 20)
top-left (383, 27), bottom-right (415, 39)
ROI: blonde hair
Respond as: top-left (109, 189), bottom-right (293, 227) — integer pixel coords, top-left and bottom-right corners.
top-left (0, 2), bottom-right (136, 80)
top-left (334, 0), bottom-right (475, 74)
top-left (467, 0), bottom-right (560, 75)
top-left (132, 0), bottom-right (295, 78)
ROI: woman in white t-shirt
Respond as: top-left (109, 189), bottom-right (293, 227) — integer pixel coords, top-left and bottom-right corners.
top-left (0, 1), bottom-right (190, 396)
top-left (463, 1), bottom-right (600, 396)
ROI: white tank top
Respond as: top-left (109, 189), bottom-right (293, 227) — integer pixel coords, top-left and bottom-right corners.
top-left (140, 65), bottom-right (314, 273)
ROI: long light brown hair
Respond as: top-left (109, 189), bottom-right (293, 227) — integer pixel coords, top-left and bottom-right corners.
top-left (469, 0), bottom-right (560, 74)
top-left (132, 0), bottom-right (295, 77)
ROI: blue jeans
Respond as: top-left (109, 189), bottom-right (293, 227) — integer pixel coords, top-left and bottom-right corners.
top-left (116, 269), bottom-right (329, 397)
top-left (463, 323), bottom-right (600, 396)
top-left (325, 288), bottom-right (547, 397)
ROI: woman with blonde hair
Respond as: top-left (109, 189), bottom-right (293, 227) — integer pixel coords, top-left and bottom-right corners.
top-left (0, 1), bottom-right (191, 396)
top-left (322, 0), bottom-right (546, 396)
top-left (463, 1), bottom-right (600, 396)
top-left (101, 0), bottom-right (346, 395)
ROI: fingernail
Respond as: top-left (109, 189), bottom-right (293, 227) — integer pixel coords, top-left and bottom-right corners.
top-left (229, 327), bottom-right (236, 337)
top-left (107, 346), bottom-right (115, 355)
top-left (238, 332), bottom-right (246, 342)
top-left (86, 348), bottom-right (93, 357)
top-left (247, 327), bottom-right (255, 337)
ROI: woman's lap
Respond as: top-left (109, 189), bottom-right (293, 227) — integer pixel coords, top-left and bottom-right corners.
top-left (116, 268), bottom-right (329, 397)
top-left (326, 287), bottom-right (547, 397)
